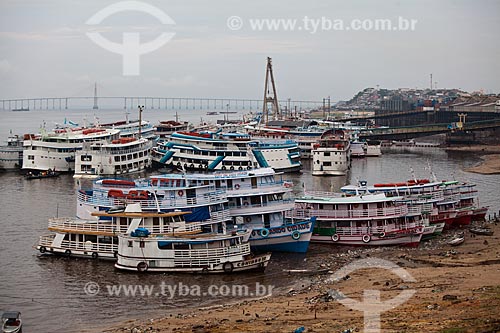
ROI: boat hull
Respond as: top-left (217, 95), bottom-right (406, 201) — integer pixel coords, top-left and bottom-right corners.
top-left (311, 232), bottom-right (422, 246)
top-left (249, 223), bottom-right (314, 253)
top-left (114, 253), bottom-right (271, 273)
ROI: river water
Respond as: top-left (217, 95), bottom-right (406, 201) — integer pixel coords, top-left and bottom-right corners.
top-left (1, 109), bottom-right (499, 332)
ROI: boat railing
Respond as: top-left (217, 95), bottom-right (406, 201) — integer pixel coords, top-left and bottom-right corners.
top-left (38, 234), bottom-right (56, 246)
top-left (302, 191), bottom-right (347, 198)
top-left (85, 143), bottom-right (152, 156)
top-left (77, 191), bottom-right (227, 209)
top-left (229, 198), bottom-right (294, 210)
top-left (406, 205), bottom-right (423, 216)
top-left (61, 240), bottom-right (116, 253)
top-left (38, 234), bottom-right (117, 253)
top-left (405, 191), bottom-right (444, 201)
top-left (47, 218), bottom-right (202, 235)
top-left (227, 182), bottom-right (290, 194)
top-left (335, 221), bottom-right (421, 236)
top-left (289, 205), bottom-right (408, 219)
top-left (174, 243), bottom-right (251, 259)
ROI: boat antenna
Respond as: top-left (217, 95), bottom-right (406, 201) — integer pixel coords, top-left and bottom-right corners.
top-left (426, 161), bottom-right (438, 182)
top-left (138, 105), bottom-right (144, 139)
top-left (409, 166), bottom-right (417, 183)
top-left (151, 190), bottom-right (161, 213)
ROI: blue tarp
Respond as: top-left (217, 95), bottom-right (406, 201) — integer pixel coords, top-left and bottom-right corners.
top-left (183, 206), bottom-right (211, 222)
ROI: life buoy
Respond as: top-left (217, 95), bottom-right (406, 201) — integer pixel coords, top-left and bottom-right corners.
top-left (362, 234), bottom-right (371, 243)
top-left (238, 166), bottom-right (243, 171)
top-left (201, 266), bottom-right (209, 274)
top-left (137, 262), bottom-right (148, 272)
top-left (198, 164), bottom-right (203, 170)
top-left (178, 190), bottom-right (184, 197)
top-left (230, 166), bottom-right (235, 171)
top-left (291, 230), bottom-right (301, 240)
top-left (176, 162), bottom-right (181, 168)
top-left (245, 216), bottom-right (252, 223)
top-left (221, 166), bottom-right (227, 170)
top-left (65, 249), bottom-right (72, 257)
top-left (260, 228), bottom-right (270, 238)
top-left (184, 164), bottom-right (188, 169)
top-left (190, 163), bottom-right (195, 169)
top-left (39, 246), bottom-right (46, 253)
top-left (223, 261), bottom-right (234, 273)
top-left (379, 232), bottom-right (386, 238)
top-left (331, 234), bottom-right (339, 242)
top-left (204, 164), bottom-right (209, 169)
top-left (247, 166), bottom-right (252, 170)
top-left (234, 184), bottom-right (240, 190)
top-left (91, 252), bottom-right (99, 259)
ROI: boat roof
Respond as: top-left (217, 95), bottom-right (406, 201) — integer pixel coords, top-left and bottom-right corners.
top-left (296, 192), bottom-right (402, 204)
top-left (341, 180), bottom-right (449, 193)
top-left (91, 211), bottom-right (191, 218)
top-left (151, 167), bottom-right (278, 181)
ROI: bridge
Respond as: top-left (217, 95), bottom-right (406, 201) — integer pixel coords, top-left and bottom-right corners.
top-left (359, 118), bottom-right (500, 140)
top-left (0, 96), bottom-right (324, 111)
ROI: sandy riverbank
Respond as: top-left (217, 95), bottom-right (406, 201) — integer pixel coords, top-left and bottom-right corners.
top-left (466, 154), bottom-right (500, 175)
top-left (103, 223), bottom-right (500, 333)
top-left (445, 144), bottom-right (500, 153)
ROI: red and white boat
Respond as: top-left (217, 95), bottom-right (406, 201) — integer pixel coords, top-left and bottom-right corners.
top-left (341, 179), bottom-right (487, 229)
top-left (290, 192), bottom-right (424, 246)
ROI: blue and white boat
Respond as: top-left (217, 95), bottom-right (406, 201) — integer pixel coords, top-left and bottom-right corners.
top-left (72, 168), bottom-right (315, 253)
top-left (151, 130), bottom-right (301, 173)
top-left (37, 178), bottom-right (231, 259)
top-left (149, 168), bottom-right (316, 253)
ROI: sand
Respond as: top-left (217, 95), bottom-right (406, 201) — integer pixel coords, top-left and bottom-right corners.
top-left (102, 223), bottom-right (500, 333)
top-left (466, 154), bottom-right (500, 175)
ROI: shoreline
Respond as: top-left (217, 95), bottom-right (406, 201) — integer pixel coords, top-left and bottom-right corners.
top-left (102, 223), bottom-right (500, 333)
top-left (465, 154), bottom-right (500, 174)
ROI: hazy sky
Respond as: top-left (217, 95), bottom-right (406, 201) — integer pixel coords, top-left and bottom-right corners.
top-left (0, 0), bottom-right (499, 101)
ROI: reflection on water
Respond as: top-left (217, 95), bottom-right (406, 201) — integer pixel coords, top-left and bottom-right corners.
top-left (1, 149), bottom-right (499, 332)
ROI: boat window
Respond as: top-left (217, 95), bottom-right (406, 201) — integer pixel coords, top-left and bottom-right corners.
top-left (324, 152), bottom-right (330, 156)
top-left (139, 241), bottom-right (145, 248)
top-left (158, 241), bottom-right (173, 250)
top-left (323, 162), bottom-right (331, 166)
top-left (174, 243), bottom-right (190, 250)
top-left (128, 240), bottom-right (133, 247)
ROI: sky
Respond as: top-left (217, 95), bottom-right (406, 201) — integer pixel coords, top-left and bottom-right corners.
top-left (0, 0), bottom-right (499, 102)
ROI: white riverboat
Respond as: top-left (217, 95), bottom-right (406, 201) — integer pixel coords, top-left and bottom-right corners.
top-left (38, 179), bottom-right (231, 259)
top-left (0, 134), bottom-right (23, 170)
top-left (101, 119), bottom-right (157, 141)
top-left (151, 130), bottom-right (301, 172)
top-left (290, 192), bottom-right (424, 246)
top-left (365, 140), bottom-right (382, 157)
top-left (312, 129), bottom-right (351, 176)
top-left (341, 178), bottom-right (487, 229)
top-left (245, 123), bottom-right (325, 159)
top-left (349, 140), bottom-right (367, 157)
top-left (22, 128), bottom-right (120, 172)
top-left (155, 120), bottom-right (190, 138)
top-left (74, 137), bottom-right (152, 177)
top-left (150, 168), bottom-right (316, 253)
top-left (114, 205), bottom-right (271, 273)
